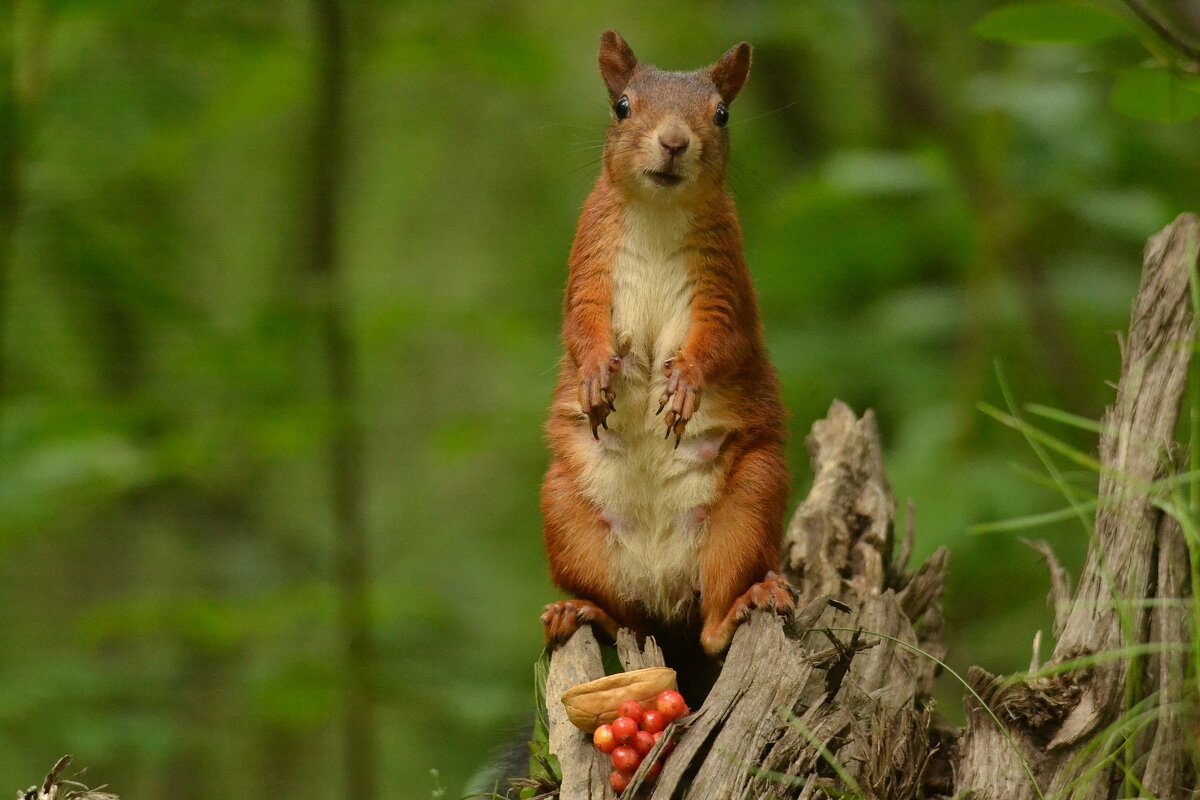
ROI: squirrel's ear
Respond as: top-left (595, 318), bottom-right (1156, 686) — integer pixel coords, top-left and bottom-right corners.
top-left (710, 42), bottom-right (751, 104)
top-left (599, 30), bottom-right (638, 101)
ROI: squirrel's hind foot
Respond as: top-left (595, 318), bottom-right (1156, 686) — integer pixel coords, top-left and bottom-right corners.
top-left (541, 599), bottom-right (621, 648)
top-left (700, 571), bottom-right (797, 657)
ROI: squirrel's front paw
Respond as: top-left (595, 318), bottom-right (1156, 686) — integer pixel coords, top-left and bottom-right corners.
top-left (657, 356), bottom-right (701, 448)
top-left (580, 355), bottom-right (622, 439)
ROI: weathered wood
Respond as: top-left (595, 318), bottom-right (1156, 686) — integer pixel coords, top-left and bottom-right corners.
top-left (784, 403), bottom-right (899, 603)
top-left (546, 626), bottom-right (617, 799)
top-left (616, 629), bottom-right (666, 671)
top-left (955, 212), bottom-right (1200, 799)
top-left (1024, 539), bottom-right (1073, 637)
top-left (1139, 514), bottom-right (1192, 799)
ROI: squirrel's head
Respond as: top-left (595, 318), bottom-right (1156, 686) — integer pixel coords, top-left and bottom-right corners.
top-left (597, 31), bottom-right (750, 204)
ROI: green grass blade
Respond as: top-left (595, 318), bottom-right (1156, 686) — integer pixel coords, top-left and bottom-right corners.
top-left (777, 712), bottom-right (867, 799)
top-left (978, 401), bottom-right (1103, 473)
top-left (986, 363), bottom-right (1096, 536)
top-left (1005, 461), bottom-right (1099, 495)
top-left (969, 500), bottom-right (1100, 534)
top-left (1024, 403), bottom-right (1104, 434)
top-left (1012, 642), bottom-right (1190, 684)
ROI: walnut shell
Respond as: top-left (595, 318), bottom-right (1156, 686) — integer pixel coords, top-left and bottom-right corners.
top-left (560, 667), bottom-right (677, 733)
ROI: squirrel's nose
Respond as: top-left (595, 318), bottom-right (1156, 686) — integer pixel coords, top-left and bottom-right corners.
top-left (658, 131), bottom-right (690, 158)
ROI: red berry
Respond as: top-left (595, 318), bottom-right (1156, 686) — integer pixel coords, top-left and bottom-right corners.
top-left (641, 709), bottom-right (667, 734)
top-left (655, 689), bottom-right (688, 721)
top-left (633, 730), bottom-right (655, 757)
top-left (653, 730), bottom-right (676, 756)
top-left (593, 724), bottom-right (616, 753)
top-left (610, 769), bottom-right (632, 794)
top-left (611, 745), bottom-right (641, 773)
top-left (617, 700), bottom-right (644, 726)
top-left (645, 760), bottom-right (663, 783)
top-left (611, 715), bottom-right (638, 745)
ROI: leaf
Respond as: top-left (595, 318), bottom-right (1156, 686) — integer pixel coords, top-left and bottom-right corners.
top-left (1110, 68), bottom-right (1200, 123)
top-left (973, 2), bottom-right (1132, 45)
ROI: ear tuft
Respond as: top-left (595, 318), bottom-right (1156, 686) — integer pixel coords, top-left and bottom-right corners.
top-left (710, 42), bottom-right (751, 104)
top-left (598, 31), bottom-right (639, 101)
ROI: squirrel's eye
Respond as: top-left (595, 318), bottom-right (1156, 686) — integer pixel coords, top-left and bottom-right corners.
top-left (614, 95), bottom-right (631, 121)
top-left (714, 103), bottom-right (729, 127)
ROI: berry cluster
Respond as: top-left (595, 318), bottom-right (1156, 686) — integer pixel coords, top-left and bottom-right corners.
top-left (591, 690), bottom-right (689, 794)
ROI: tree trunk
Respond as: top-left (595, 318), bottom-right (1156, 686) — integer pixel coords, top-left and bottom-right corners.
top-left (307, 2), bottom-right (379, 799)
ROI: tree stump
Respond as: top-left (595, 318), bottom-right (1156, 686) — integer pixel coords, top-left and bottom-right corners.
top-left (543, 213), bottom-right (1199, 799)
top-left (955, 213), bottom-right (1200, 800)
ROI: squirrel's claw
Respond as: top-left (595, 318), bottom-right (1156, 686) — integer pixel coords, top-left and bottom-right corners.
top-left (659, 358), bottom-right (700, 445)
top-left (581, 355), bottom-right (622, 438)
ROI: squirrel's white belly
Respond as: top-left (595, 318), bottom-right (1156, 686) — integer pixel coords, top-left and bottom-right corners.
top-left (574, 208), bottom-right (729, 621)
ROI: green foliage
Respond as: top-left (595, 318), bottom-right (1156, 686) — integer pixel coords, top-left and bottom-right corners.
top-left (1110, 67), bottom-right (1200, 122)
top-left (973, 2), bottom-right (1132, 45)
top-left (976, 0), bottom-right (1200, 123)
top-left (1, 1), bottom-right (1198, 797)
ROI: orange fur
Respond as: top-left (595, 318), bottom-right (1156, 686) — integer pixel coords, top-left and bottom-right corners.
top-left (541, 31), bottom-right (790, 666)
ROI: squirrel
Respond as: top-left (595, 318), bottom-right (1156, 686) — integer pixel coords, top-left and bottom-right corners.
top-left (540, 31), bottom-right (794, 678)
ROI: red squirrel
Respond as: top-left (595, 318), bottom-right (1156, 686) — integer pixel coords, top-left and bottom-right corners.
top-left (540, 31), bottom-right (793, 668)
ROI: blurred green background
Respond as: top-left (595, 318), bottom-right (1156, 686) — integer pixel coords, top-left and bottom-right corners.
top-left (2, 1), bottom-right (1199, 797)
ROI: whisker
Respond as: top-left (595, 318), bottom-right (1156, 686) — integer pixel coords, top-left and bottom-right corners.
top-left (547, 157), bottom-right (604, 187)
top-left (540, 122), bottom-right (602, 131)
top-left (727, 158), bottom-right (785, 214)
top-left (566, 143), bottom-right (607, 154)
top-left (730, 99), bottom-right (802, 127)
